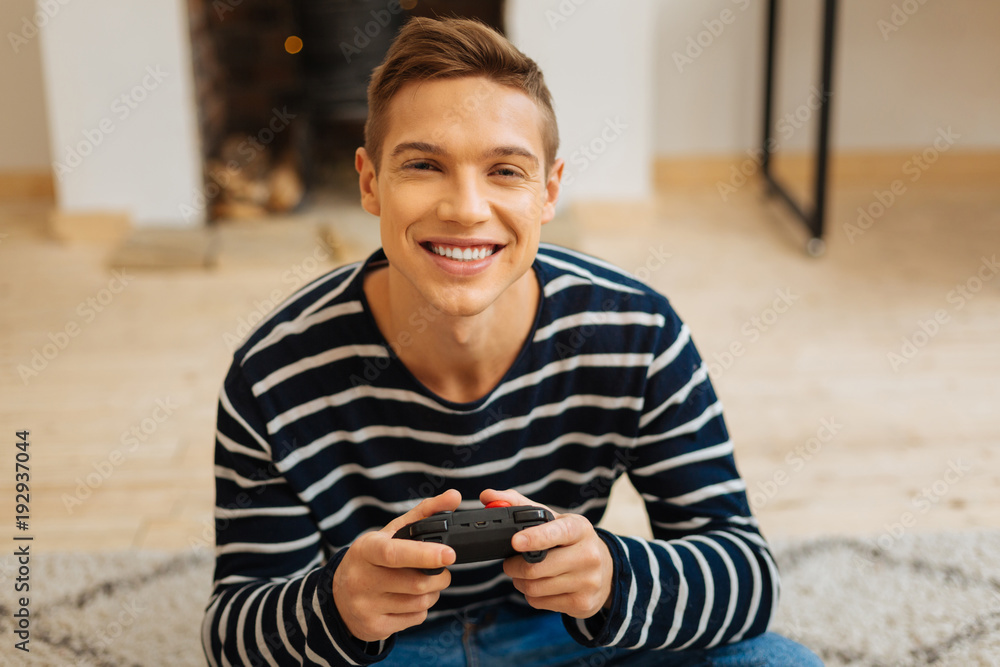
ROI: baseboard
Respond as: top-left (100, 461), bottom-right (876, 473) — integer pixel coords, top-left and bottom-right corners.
top-left (0, 170), bottom-right (55, 200)
top-left (655, 150), bottom-right (1000, 191)
top-left (567, 197), bottom-right (656, 231)
top-left (107, 227), bottom-right (216, 269)
top-left (49, 210), bottom-right (132, 243)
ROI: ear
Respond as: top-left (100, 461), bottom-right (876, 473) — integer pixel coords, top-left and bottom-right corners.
top-left (356, 147), bottom-right (381, 217)
top-left (539, 158), bottom-right (564, 225)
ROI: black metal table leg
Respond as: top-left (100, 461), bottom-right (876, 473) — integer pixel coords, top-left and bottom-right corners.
top-left (761, 0), bottom-right (839, 256)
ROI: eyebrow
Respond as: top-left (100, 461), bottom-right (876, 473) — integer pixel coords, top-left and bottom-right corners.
top-left (390, 141), bottom-right (539, 168)
top-left (390, 141), bottom-right (443, 158)
top-left (484, 145), bottom-right (539, 168)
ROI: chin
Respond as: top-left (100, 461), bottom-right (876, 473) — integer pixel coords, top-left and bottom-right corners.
top-left (434, 299), bottom-right (493, 319)
top-left (429, 288), bottom-right (499, 319)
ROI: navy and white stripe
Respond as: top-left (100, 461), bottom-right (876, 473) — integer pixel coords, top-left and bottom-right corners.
top-left (202, 244), bottom-right (777, 665)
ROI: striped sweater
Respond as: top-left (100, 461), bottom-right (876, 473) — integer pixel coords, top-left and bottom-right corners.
top-left (202, 244), bottom-right (778, 666)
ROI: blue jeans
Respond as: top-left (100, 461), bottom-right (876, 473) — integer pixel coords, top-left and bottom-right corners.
top-left (379, 601), bottom-right (822, 666)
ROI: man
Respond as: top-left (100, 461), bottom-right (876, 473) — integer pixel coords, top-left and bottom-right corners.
top-left (203, 17), bottom-right (822, 666)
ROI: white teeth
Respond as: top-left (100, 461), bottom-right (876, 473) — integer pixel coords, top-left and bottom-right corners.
top-left (429, 244), bottom-right (496, 261)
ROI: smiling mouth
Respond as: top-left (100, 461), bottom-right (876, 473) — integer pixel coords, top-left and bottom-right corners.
top-left (424, 242), bottom-right (503, 262)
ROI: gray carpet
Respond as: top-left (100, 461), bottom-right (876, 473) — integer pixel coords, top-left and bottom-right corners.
top-left (770, 530), bottom-right (1000, 666)
top-left (1, 531), bottom-right (998, 666)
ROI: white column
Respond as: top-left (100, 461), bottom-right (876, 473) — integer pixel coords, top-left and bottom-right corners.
top-left (38, 0), bottom-right (204, 228)
top-left (505, 0), bottom-right (654, 207)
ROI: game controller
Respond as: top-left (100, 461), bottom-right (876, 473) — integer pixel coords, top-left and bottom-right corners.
top-left (393, 501), bottom-right (554, 575)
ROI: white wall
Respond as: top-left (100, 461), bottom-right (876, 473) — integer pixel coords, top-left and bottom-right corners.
top-left (6, 1), bottom-right (998, 224)
top-left (653, 0), bottom-right (763, 156)
top-left (655, 0), bottom-right (1000, 156)
top-left (0, 0), bottom-right (52, 170)
top-left (506, 0), bottom-right (655, 204)
top-left (37, 0), bottom-right (204, 226)
top-left (829, 0), bottom-right (1000, 151)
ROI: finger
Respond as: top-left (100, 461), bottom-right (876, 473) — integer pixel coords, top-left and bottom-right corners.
top-left (479, 489), bottom-right (555, 516)
top-left (380, 570), bottom-right (451, 613)
top-left (504, 538), bottom-right (568, 579)
top-left (511, 566), bottom-right (609, 619)
top-left (520, 591), bottom-right (589, 616)
top-left (360, 531), bottom-right (456, 571)
top-left (511, 513), bottom-right (581, 554)
top-left (384, 489), bottom-right (462, 536)
top-left (367, 559), bottom-right (454, 595)
top-left (510, 570), bottom-right (576, 599)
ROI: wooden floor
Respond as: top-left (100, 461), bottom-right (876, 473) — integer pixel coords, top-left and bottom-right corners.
top-left (1, 173), bottom-right (998, 553)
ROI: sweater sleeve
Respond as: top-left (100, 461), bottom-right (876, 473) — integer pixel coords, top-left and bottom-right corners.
top-left (563, 307), bottom-right (778, 651)
top-left (201, 363), bottom-right (393, 666)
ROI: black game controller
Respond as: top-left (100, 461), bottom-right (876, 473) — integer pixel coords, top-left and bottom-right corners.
top-left (393, 503), bottom-right (554, 575)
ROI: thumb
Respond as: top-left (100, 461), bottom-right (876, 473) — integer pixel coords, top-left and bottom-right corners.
top-left (383, 489), bottom-right (462, 535)
top-left (479, 489), bottom-right (556, 517)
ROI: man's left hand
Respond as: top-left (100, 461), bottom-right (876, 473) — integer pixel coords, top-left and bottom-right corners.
top-left (479, 489), bottom-right (614, 619)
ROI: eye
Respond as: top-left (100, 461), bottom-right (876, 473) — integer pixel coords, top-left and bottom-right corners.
top-left (492, 165), bottom-right (524, 179)
top-left (404, 160), bottom-right (439, 172)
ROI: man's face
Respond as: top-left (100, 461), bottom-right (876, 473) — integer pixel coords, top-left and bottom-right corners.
top-left (357, 76), bottom-right (562, 318)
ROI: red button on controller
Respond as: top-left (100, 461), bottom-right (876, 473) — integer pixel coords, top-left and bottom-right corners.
top-left (485, 500), bottom-right (511, 508)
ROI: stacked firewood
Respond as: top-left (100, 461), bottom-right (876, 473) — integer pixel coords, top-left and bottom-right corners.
top-left (206, 134), bottom-right (304, 220)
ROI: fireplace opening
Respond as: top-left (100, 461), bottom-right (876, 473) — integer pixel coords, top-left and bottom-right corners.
top-left (187, 0), bottom-right (505, 224)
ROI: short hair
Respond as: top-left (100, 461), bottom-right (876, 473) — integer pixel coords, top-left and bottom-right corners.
top-left (364, 17), bottom-right (559, 174)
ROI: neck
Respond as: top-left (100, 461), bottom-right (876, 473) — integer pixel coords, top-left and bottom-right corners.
top-left (364, 266), bottom-right (539, 403)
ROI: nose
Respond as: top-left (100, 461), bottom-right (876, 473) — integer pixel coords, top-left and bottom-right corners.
top-left (436, 170), bottom-right (491, 226)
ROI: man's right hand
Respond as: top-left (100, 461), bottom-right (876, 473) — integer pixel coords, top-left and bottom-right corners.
top-left (332, 489), bottom-right (461, 642)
